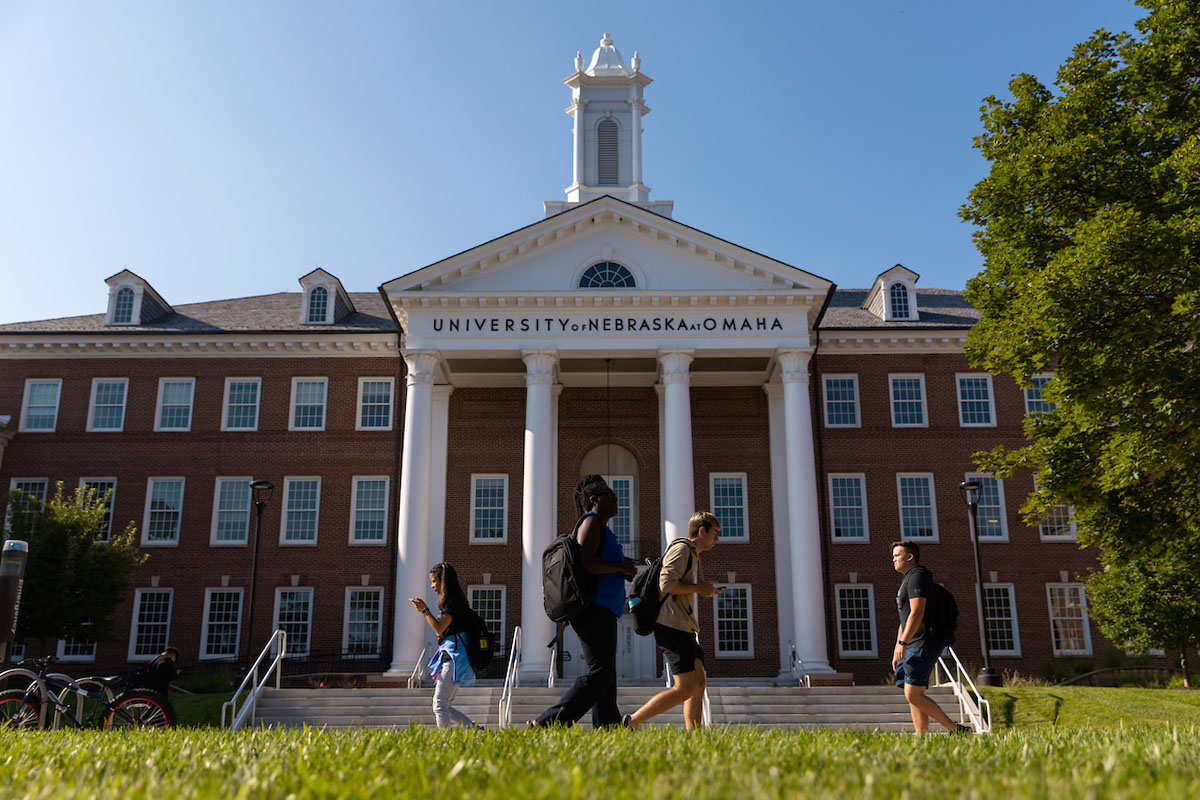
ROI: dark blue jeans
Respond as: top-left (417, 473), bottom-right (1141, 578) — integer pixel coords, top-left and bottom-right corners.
top-left (534, 604), bottom-right (621, 728)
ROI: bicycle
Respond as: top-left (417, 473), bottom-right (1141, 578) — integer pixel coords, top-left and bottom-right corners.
top-left (0, 655), bottom-right (177, 730)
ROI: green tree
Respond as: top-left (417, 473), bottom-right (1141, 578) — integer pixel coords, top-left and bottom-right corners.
top-left (1086, 553), bottom-right (1200, 686)
top-left (5, 483), bottom-right (145, 652)
top-left (959, 0), bottom-right (1200, 559)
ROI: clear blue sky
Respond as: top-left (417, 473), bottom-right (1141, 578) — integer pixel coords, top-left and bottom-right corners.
top-left (0, 1), bottom-right (1147, 324)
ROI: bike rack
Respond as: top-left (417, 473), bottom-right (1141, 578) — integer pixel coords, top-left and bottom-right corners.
top-left (221, 629), bottom-right (288, 730)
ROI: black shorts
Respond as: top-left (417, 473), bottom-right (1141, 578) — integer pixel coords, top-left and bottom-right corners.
top-left (653, 624), bottom-right (704, 675)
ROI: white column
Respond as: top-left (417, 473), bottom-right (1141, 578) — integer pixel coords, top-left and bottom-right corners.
top-left (764, 382), bottom-right (797, 680)
top-left (572, 98), bottom-right (585, 187)
top-left (426, 385), bottom-right (454, 574)
top-left (659, 349), bottom-right (695, 542)
top-left (778, 348), bottom-right (833, 673)
top-left (388, 350), bottom-right (440, 674)
top-left (519, 349), bottom-right (558, 679)
top-left (631, 98), bottom-right (643, 186)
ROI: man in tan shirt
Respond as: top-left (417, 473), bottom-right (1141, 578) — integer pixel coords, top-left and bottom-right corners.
top-left (623, 511), bottom-right (723, 730)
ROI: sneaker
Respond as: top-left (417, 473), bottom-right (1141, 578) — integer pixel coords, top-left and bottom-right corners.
top-left (952, 723), bottom-right (973, 735)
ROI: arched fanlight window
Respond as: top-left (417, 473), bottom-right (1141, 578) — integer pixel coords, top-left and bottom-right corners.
top-left (597, 119), bottom-right (619, 186)
top-left (308, 286), bottom-right (329, 323)
top-left (889, 282), bottom-right (910, 319)
top-left (579, 262), bottom-right (635, 288)
top-left (112, 287), bottom-right (135, 324)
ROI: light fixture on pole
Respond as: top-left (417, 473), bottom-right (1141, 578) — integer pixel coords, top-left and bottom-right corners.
top-left (245, 479), bottom-right (274, 662)
top-left (958, 479), bottom-right (1001, 687)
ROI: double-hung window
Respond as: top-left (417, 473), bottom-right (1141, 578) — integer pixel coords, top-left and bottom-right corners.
top-left (709, 473), bottom-right (748, 542)
top-left (957, 374), bottom-right (996, 427)
top-left (1047, 583), bottom-right (1092, 655)
top-left (20, 379), bottom-right (61, 432)
top-left (201, 588), bottom-right (243, 660)
top-left (222, 378), bottom-right (261, 431)
top-left (889, 374), bottom-right (927, 427)
top-left (350, 477), bottom-right (389, 544)
top-left (129, 588), bottom-right (173, 660)
top-left (1025, 373), bottom-right (1056, 415)
top-left (211, 478), bottom-right (252, 545)
top-left (828, 474), bottom-right (868, 542)
top-left (896, 473), bottom-right (938, 540)
top-left (344, 587), bottom-right (384, 658)
top-left (835, 584), bottom-right (877, 657)
top-left (142, 478), bottom-right (185, 545)
top-left (274, 588), bottom-right (314, 657)
top-left (983, 584), bottom-right (1020, 656)
top-left (79, 478), bottom-right (117, 541)
top-left (822, 375), bottom-right (860, 428)
top-left (469, 475), bottom-right (508, 543)
top-left (714, 584), bottom-right (753, 657)
top-left (289, 378), bottom-right (327, 431)
top-left (282, 477), bottom-right (321, 545)
top-left (88, 378), bottom-right (128, 432)
top-left (966, 473), bottom-right (1007, 541)
top-left (469, 586), bottom-right (506, 657)
top-left (356, 378), bottom-right (394, 430)
top-left (155, 378), bottom-right (195, 431)
top-left (57, 637), bottom-right (97, 662)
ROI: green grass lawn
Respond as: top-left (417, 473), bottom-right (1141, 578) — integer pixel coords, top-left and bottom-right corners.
top-left (2, 725), bottom-right (1199, 799)
top-left (982, 686), bottom-right (1200, 729)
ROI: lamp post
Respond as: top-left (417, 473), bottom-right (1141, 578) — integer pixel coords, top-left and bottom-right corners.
top-left (244, 479), bottom-right (274, 662)
top-left (959, 479), bottom-right (1001, 686)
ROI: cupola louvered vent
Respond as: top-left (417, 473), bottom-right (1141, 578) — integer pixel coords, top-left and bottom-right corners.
top-left (597, 119), bottom-right (619, 186)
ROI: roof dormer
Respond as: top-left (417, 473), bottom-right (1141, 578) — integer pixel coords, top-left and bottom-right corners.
top-left (862, 264), bottom-right (920, 322)
top-left (104, 270), bottom-right (173, 326)
top-left (299, 268), bottom-right (356, 325)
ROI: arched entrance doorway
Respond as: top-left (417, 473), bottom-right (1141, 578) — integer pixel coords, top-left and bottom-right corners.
top-left (561, 444), bottom-right (658, 681)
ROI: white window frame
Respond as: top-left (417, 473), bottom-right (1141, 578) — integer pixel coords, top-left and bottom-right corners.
top-left (6, 478), bottom-right (49, 532)
top-left (469, 474), bottom-right (509, 544)
top-left (56, 637), bottom-right (97, 662)
top-left (303, 286), bottom-right (332, 324)
top-left (128, 588), bottom-right (173, 661)
top-left (289, 377), bottom-right (328, 431)
top-left (888, 373), bottom-right (928, 428)
top-left (78, 477), bottom-right (117, 541)
top-left (822, 374), bottom-right (861, 428)
top-left (603, 474), bottom-right (638, 558)
top-left (281, 476), bottom-right (321, 546)
top-left (468, 585), bottom-right (507, 657)
top-left (273, 587), bottom-right (314, 657)
top-left (355, 377), bottom-right (395, 431)
top-left (199, 587), bottom-right (244, 661)
top-left (713, 583), bottom-right (754, 659)
top-left (1024, 372), bottom-right (1056, 415)
top-left (342, 586), bottom-right (385, 658)
top-left (895, 472), bottom-right (939, 541)
top-left (87, 378), bottom-right (129, 433)
top-left (965, 472), bottom-right (1008, 542)
top-left (956, 373), bottom-right (997, 428)
top-left (828, 473), bottom-right (869, 543)
top-left (834, 583), bottom-right (878, 658)
top-left (210, 477), bottom-right (252, 546)
top-left (981, 583), bottom-right (1021, 657)
top-left (221, 377), bottom-right (262, 432)
top-left (154, 377), bottom-right (196, 432)
top-left (349, 475), bottom-right (390, 546)
top-left (141, 477), bottom-right (185, 547)
top-left (19, 378), bottom-right (62, 432)
top-left (709, 472), bottom-right (749, 542)
top-left (1047, 583), bottom-right (1092, 656)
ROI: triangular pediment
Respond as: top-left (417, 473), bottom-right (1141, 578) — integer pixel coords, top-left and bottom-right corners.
top-left (381, 196), bottom-right (832, 297)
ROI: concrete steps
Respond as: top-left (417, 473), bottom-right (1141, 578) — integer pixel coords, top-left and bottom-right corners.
top-left (250, 684), bottom-right (961, 732)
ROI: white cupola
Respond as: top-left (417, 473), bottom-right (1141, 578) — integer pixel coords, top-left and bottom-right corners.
top-left (545, 33), bottom-right (673, 218)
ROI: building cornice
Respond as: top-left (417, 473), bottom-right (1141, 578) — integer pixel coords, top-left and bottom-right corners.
top-left (817, 329), bottom-right (969, 354)
top-left (0, 332), bottom-right (398, 359)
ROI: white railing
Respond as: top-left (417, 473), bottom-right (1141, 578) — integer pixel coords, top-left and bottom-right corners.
top-left (789, 641), bottom-right (811, 688)
top-left (498, 626), bottom-right (522, 729)
top-left (547, 642), bottom-right (557, 688)
top-left (408, 644), bottom-right (429, 689)
top-left (221, 629), bottom-right (287, 730)
top-left (933, 645), bottom-right (992, 734)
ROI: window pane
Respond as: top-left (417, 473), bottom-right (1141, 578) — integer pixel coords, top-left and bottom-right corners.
top-left (898, 476), bottom-right (935, 538)
top-left (92, 381), bottom-right (127, 430)
top-left (716, 588), bottom-right (751, 654)
top-left (1025, 376), bottom-right (1056, 414)
top-left (204, 591), bottom-right (242, 658)
top-left (346, 589), bottom-right (382, 656)
top-left (830, 476), bottom-right (865, 540)
top-left (308, 287), bottom-right (328, 322)
top-left (277, 590), bottom-right (312, 655)
top-left (889, 283), bottom-right (910, 318)
top-left (285, 480), bottom-right (319, 542)
top-left (975, 476), bottom-right (1005, 538)
top-left (891, 378), bottom-right (925, 425)
top-left (359, 380), bottom-right (392, 428)
top-left (983, 586), bottom-right (1016, 652)
top-left (472, 477), bottom-right (506, 540)
top-left (837, 587), bottom-right (874, 653)
top-left (159, 380), bottom-right (193, 429)
top-left (134, 591), bottom-right (171, 657)
top-left (1050, 585), bottom-right (1088, 654)
top-left (215, 480), bottom-right (251, 542)
top-left (711, 476), bottom-right (746, 540)
top-left (113, 288), bottom-right (135, 323)
top-left (824, 378), bottom-right (858, 426)
top-left (147, 480), bottom-right (183, 542)
top-left (82, 480), bottom-right (115, 541)
top-left (25, 382), bottom-right (60, 430)
top-left (353, 479), bottom-right (387, 542)
top-left (293, 381), bottom-right (326, 428)
top-left (226, 380), bottom-right (260, 429)
top-left (470, 588), bottom-right (505, 655)
top-left (607, 477), bottom-right (634, 554)
top-left (959, 377), bottom-right (993, 425)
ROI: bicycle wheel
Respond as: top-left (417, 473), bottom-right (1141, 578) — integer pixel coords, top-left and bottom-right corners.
top-left (64, 678), bottom-right (117, 728)
top-left (105, 691), bottom-right (176, 729)
top-left (0, 688), bottom-right (42, 730)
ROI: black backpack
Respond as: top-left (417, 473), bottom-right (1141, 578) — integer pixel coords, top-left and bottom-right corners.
top-left (626, 539), bottom-right (692, 636)
top-left (542, 514), bottom-right (599, 623)
top-left (462, 605), bottom-right (497, 671)
top-left (928, 582), bottom-right (959, 646)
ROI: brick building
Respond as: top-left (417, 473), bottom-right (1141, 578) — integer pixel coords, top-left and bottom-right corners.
top-left (1, 35), bottom-right (1107, 685)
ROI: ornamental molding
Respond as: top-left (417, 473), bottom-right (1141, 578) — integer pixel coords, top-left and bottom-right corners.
top-left (0, 333), bottom-right (397, 359)
top-left (658, 348), bottom-right (694, 385)
top-left (818, 331), bottom-right (968, 354)
top-left (521, 349), bottom-right (559, 386)
top-left (402, 350), bottom-right (441, 386)
top-left (776, 348), bottom-right (814, 385)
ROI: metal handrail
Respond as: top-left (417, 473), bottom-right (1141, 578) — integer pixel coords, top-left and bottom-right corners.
top-left (547, 642), bottom-right (557, 688)
top-left (498, 626), bottom-right (522, 729)
top-left (407, 644), bottom-right (429, 689)
top-left (933, 645), bottom-right (992, 734)
top-left (221, 629), bottom-right (287, 730)
top-left (789, 641), bottom-right (811, 688)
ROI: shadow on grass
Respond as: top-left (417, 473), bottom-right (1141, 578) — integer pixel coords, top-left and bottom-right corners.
top-left (1048, 693), bottom-right (1063, 725)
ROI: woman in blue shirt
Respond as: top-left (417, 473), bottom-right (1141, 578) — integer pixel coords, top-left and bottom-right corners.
top-left (530, 474), bottom-right (637, 728)
top-left (410, 562), bottom-right (478, 728)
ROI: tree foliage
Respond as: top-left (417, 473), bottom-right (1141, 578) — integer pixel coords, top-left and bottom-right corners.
top-left (960, 0), bottom-right (1200, 559)
top-left (1086, 553), bottom-right (1200, 686)
top-left (4, 483), bottom-right (145, 647)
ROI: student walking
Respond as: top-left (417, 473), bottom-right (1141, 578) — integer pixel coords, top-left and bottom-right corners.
top-left (410, 562), bottom-right (479, 728)
top-left (624, 511), bottom-right (722, 731)
top-left (891, 541), bottom-right (971, 735)
top-left (529, 475), bottom-right (637, 728)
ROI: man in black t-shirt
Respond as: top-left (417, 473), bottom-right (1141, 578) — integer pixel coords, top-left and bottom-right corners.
top-left (133, 646), bottom-right (180, 696)
top-left (892, 541), bottom-right (971, 735)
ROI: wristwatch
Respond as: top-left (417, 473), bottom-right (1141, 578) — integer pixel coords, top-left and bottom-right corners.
top-left (897, 639), bottom-right (909, 646)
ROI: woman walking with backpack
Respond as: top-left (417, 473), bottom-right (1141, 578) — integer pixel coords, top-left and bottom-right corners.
top-left (409, 562), bottom-right (480, 728)
top-left (529, 474), bottom-right (637, 728)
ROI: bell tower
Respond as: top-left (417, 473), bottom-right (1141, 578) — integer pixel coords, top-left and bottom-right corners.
top-left (544, 34), bottom-right (673, 218)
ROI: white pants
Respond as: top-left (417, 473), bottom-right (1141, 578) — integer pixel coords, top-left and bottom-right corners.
top-left (432, 666), bottom-right (476, 728)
